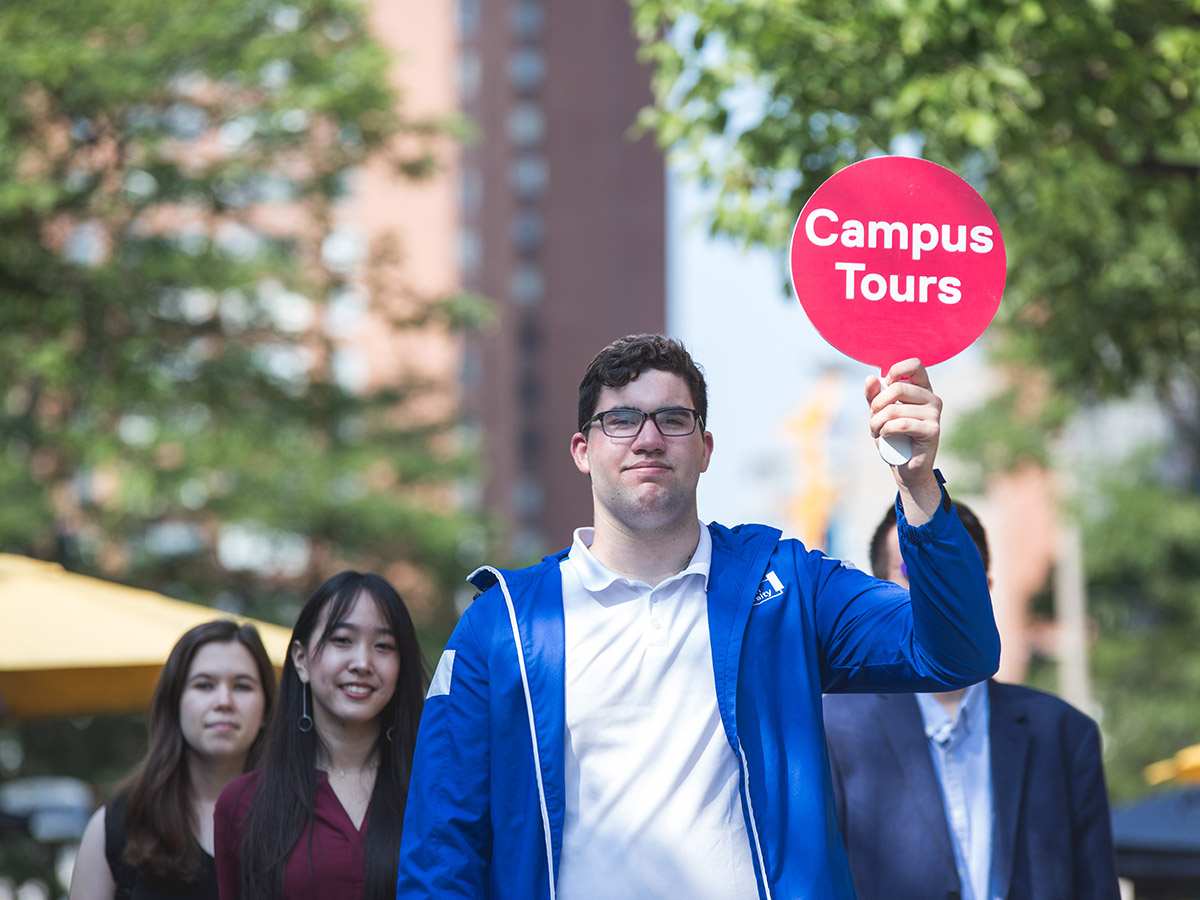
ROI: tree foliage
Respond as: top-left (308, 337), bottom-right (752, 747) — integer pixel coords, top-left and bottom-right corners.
top-left (0, 0), bottom-right (483, 879)
top-left (631, 0), bottom-right (1200, 401)
top-left (0, 0), bottom-right (482, 621)
top-left (630, 0), bottom-right (1200, 801)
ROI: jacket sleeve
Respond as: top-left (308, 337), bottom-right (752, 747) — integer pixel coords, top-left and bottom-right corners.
top-left (1069, 718), bottom-right (1122, 898)
top-left (816, 485), bottom-right (1000, 692)
top-left (396, 608), bottom-right (493, 899)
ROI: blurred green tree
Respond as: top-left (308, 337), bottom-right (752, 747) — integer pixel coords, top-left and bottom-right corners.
top-left (629, 0), bottom-right (1200, 799)
top-left (0, 0), bottom-right (485, 625)
top-left (0, 0), bottom-right (486, 883)
top-left (631, 0), bottom-right (1200, 401)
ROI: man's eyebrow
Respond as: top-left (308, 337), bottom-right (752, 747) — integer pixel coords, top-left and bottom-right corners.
top-left (602, 406), bottom-right (685, 412)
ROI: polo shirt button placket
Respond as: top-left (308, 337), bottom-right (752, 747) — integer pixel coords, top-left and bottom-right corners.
top-left (649, 595), bottom-right (662, 630)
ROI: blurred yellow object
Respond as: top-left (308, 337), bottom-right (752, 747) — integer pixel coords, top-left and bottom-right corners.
top-left (0, 553), bottom-right (292, 721)
top-left (1144, 744), bottom-right (1200, 786)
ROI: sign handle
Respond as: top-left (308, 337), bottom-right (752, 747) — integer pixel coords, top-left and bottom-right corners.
top-left (875, 367), bottom-right (913, 465)
top-left (877, 433), bottom-right (913, 465)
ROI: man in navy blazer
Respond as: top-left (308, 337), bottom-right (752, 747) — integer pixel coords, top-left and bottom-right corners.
top-left (823, 503), bottom-right (1120, 900)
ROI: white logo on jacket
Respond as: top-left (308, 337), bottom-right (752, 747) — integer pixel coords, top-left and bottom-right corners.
top-left (753, 571), bottom-right (785, 605)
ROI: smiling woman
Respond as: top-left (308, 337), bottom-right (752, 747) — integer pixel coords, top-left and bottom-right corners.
top-left (68, 620), bottom-right (277, 900)
top-left (213, 572), bottom-right (429, 900)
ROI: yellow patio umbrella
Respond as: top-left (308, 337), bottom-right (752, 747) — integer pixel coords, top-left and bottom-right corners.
top-left (0, 553), bottom-right (293, 721)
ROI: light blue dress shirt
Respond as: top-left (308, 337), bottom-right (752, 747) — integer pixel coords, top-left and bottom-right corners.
top-left (916, 681), bottom-right (994, 900)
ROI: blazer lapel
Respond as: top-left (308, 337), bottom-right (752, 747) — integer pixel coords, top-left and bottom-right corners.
top-left (988, 682), bottom-right (1030, 900)
top-left (876, 694), bottom-right (960, 874)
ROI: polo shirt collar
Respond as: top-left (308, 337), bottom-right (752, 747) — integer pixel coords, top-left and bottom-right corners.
top-left (568, 522), bottom-right (712, 592)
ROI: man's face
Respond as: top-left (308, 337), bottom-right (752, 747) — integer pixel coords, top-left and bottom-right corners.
top-left (571, 369), bottom-right (713, 533)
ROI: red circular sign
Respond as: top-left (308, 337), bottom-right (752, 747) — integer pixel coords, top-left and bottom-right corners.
top-left (789, 156), bottom-right (1005, 372)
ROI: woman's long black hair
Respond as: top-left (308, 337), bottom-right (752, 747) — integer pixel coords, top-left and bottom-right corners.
top-left (237, 571), bottom-right (429, 900)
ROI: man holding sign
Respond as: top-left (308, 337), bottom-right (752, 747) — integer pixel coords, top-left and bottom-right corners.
top-left (397, 333), bottom-right (999, 900)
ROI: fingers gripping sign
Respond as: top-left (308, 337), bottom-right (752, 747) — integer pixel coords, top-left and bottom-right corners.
top-left (864, 359), bottom-right (942, 473)
top-left (864, 359), bottom-right (948, 522)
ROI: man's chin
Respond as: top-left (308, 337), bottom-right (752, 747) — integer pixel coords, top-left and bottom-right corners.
top-left (617, 495), bottom-right (697, 530)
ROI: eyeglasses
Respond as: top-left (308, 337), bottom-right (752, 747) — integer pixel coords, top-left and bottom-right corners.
top-left (587, 407), bottom-right (704, 439)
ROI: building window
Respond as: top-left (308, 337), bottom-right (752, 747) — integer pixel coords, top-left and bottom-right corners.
top-left (459, 166), bottom-right (483, 215)
top-left (507, 102), bottom-right (544, 147)
top-left (518, 374), bottom-right (540, 406)
top-left (518, 318), bottom-right (540, 354)
top-left (508, 49), bottom-right (545, 93)
top-left (332, 347), bottom-right (369, 393)
top-left (510, 263), bottom-right (544, 308)
top-left (247, 173), bottom-right (300, 204)
top-left (458, 50), bottom-right (482, 101)
top-left (457, 0), bottom-right (481, 39)
top-left (510, 154), bottom-right (549, 198)
top-left (216, 222), bottom-right (266, 262)
top-left (324, 287), bottom-right (367, 338)
top-left (457, 227), bottom-right (482, 272)
top-left (163, 102), bottom-right (209, 140)
top-left (513, 472), bottom-right (544, 515)
top-left (320, 225), bottom-right (366, 274)
top-left (459, 349), bottom-right (482, 390)
top-left (510, 1), bottom-right (544, 39)
top-left (511, 211), bottom-right (544, 252)
top-left (64, 222), bottom-right (108, 267)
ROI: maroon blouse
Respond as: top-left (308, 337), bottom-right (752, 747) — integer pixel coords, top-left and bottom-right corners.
top-left (214, 770), bottom-right (371, 900)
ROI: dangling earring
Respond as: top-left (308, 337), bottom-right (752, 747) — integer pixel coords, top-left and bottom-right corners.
top-left (298, 681), bottom-right (314, 733)
top-left (385, 726), bottom-right (394, 743)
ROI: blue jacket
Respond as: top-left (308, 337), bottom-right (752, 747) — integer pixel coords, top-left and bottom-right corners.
top-left (397, 495), bottom-right (1000, 900)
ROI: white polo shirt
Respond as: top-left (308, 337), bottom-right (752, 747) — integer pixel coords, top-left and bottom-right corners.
top-left (555, 525), bottom-right (758, 900)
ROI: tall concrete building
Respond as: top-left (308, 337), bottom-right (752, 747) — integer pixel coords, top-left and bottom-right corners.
top-left (455, 0), bottom-right (666, 558)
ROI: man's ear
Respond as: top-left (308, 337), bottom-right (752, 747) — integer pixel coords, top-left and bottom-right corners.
top-left (700, 430), bottom-right (714, 474)
top-left (291, 639), bottom-right (309, 683)
top-left (570, 432), bottom-right (591, 475)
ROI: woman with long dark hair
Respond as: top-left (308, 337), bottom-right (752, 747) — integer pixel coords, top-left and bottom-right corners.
top-left (214, 571), bottom-right (427, 900)
top-left (69, 620), bottom-right (276, 900)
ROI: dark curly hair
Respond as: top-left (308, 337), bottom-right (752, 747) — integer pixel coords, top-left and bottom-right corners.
top-left (577, 334), bottom-right (708, 433)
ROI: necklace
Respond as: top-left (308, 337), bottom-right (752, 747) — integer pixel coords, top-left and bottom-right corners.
top-left (317, 761), bottom-right (379, 778)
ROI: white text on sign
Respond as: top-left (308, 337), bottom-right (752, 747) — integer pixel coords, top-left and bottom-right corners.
top-left (804, 208), bottom-right (996, 305)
